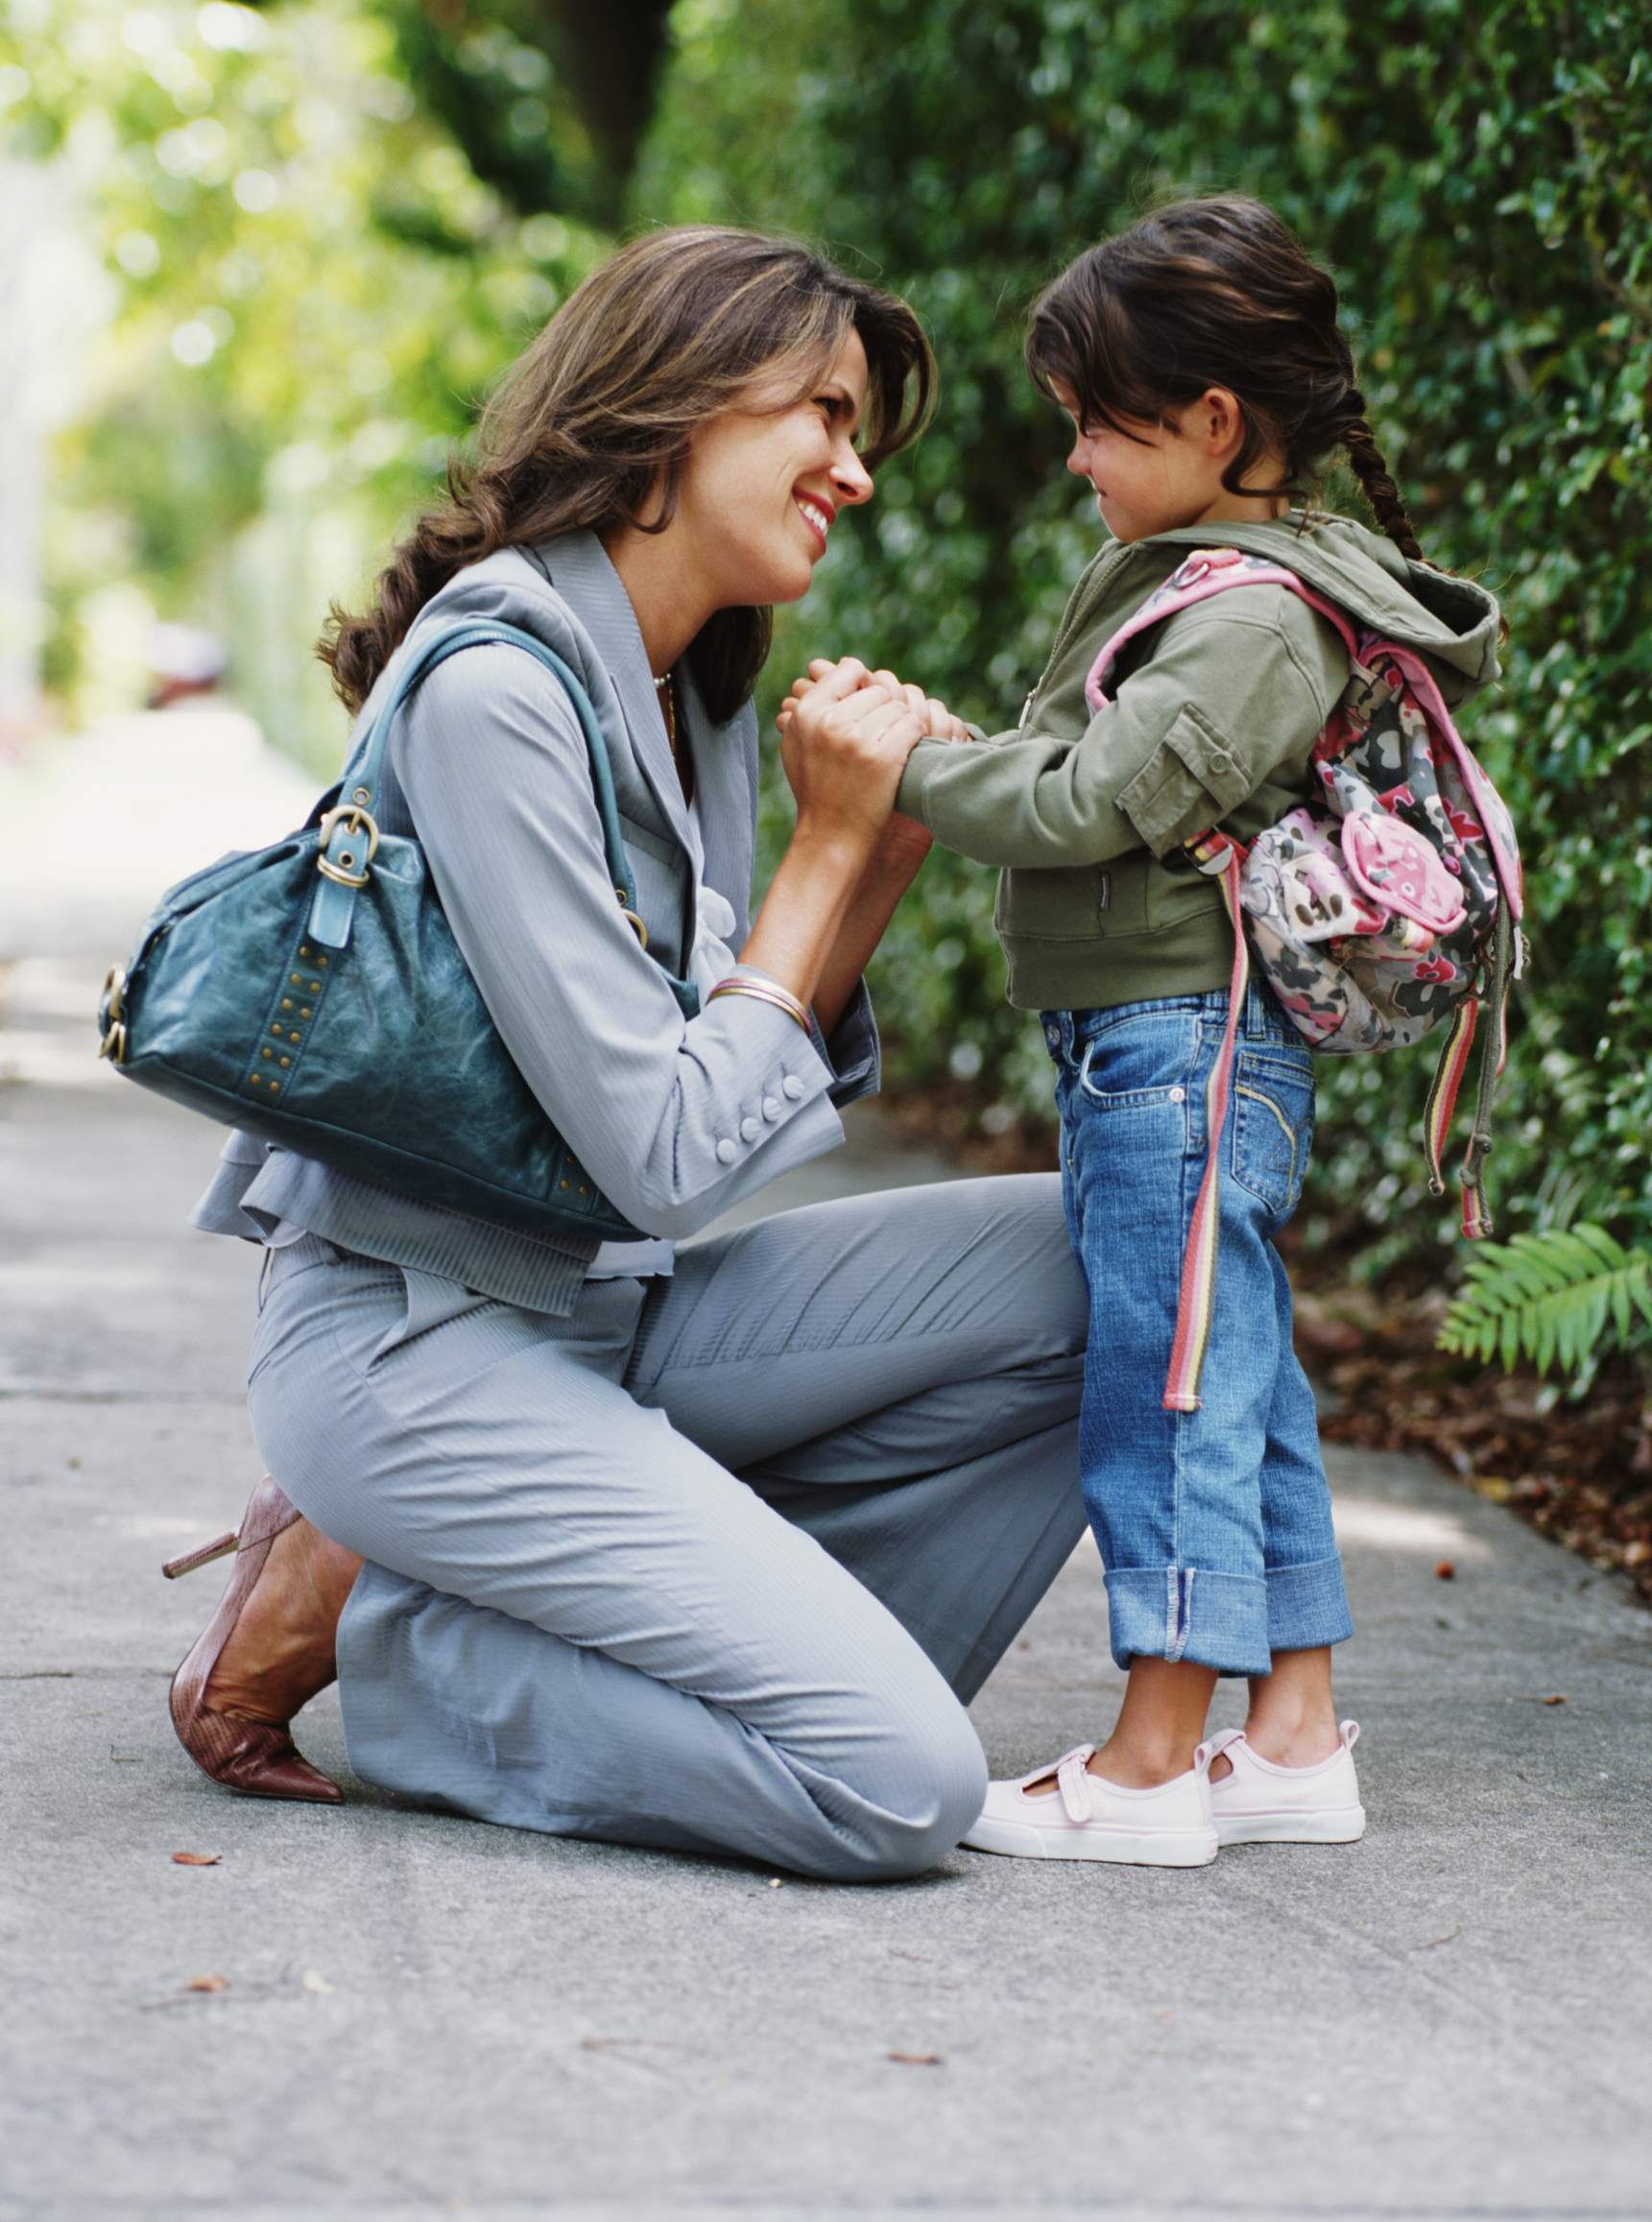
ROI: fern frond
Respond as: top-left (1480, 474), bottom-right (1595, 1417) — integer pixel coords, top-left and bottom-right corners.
top-left (1438, 1225), bottom-right (1652, 1381)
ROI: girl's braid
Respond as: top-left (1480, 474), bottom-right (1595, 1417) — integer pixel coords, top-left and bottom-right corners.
top-left (1341, 399), bottom-right (1424, 561)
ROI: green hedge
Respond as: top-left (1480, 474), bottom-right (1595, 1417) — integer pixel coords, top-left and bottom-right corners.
top-left (638, 0), bottom-right (1652, 1254)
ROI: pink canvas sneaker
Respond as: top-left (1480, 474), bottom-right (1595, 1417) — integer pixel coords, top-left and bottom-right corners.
top-left (961, 1743), bottom-right (1218, 1867)
top-left (1207, 1721), bottom-right (1366, 1845)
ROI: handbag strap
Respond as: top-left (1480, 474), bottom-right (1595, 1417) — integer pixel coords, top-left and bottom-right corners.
top-left (307, 619), bottom-right (641, 951)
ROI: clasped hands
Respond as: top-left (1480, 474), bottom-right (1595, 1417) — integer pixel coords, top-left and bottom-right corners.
top-left (776, 657), bottom-right (968, 867)
top-left (742, 659), bottom-right (970, 1029)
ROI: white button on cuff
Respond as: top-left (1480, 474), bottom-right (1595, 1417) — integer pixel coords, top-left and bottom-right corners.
top-left (761, 1097), bottom-right (781, 1122)
top-left (781, 1074), bottom-right (805, 1100)
top-left (715, 1138), bottom-right (737, 1164)
top-left (739, 1116), bottom-right (758, 1143)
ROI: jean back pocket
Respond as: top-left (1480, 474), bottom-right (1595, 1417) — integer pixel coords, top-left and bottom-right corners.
top-left (1230, 1049), bottom-right (1314, 1219)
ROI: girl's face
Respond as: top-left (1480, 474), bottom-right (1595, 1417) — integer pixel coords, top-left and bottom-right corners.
top-left (673, 328), bottom-right (875, 609)
top-left (1051, 379), bottom-right (1273, 544)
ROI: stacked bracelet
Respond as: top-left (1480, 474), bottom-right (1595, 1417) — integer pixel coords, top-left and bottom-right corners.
top-left (706, 976), bottom-right (815, 1037)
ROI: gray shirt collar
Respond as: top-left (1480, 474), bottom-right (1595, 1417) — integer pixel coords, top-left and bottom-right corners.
top-left (524, 532), bottom-right (706, 883)
top-left (524, 531), bottom-right (758, 908)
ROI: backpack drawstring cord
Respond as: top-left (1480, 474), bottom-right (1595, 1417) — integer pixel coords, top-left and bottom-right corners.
top-left (1457, 899), bottom-right (1513, 1238)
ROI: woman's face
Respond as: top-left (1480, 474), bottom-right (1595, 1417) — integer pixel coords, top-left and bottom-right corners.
top-left (673, 327), bottom-right (874, 609)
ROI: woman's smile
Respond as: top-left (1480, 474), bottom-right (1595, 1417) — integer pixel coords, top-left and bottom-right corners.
top-left (796, 491), bottom-right (835, 551)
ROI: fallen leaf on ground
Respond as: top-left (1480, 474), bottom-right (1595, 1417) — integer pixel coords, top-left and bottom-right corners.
top-left (887, 2051), bottom-right (942, 2066)
top-left (1408, 1926), bottom-right (1461, 1951)
top-left (1434, 1561), bottom-right (1455, 1580)
top-left (171, 1851), bottom-right (221, 1866)
top-left (185, 1974), bottom-right (228, 1993)
top-left (300, 1970), bottom-right (335, 1995)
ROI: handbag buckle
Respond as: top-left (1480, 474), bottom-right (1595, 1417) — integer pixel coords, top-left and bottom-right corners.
top-left (98, 967), bottom-right (127, 1063)
top-left (316, 804), bottom-right (381, 889)
top-left (618, 892), bottom-right (648, 950)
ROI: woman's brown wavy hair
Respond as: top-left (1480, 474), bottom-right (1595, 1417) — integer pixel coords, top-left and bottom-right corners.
top-left (1025, 196), bottom-right (1425, 561)
top-left (321, 227), bottom-right (935, 722)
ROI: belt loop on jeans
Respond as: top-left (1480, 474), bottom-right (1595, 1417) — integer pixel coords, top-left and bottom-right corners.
top-left (1243, 982), bottom-right (1267, 1039)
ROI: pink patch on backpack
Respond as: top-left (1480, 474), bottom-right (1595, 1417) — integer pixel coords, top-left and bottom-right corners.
top-left (1341, 812), bottom-right (1467, 940)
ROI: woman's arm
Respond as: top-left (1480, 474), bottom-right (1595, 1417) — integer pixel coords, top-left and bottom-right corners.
top-left (804, 814), bottom-right (934, 1037)
top-left (396, 650), bottom-right (925, 1239)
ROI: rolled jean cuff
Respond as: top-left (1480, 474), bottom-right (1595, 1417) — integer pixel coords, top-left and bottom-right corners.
top-left (1265, 1552), bottom-right (1353, 1655)
top-left (1102, 1566), bottom-right (1273, 1679)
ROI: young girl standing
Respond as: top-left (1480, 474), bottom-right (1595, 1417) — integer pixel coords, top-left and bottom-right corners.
top-left (802, 196), bottom-right (1502, 1864)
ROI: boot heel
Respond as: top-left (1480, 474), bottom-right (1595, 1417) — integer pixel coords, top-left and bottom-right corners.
top-left (162, 1531), bottom-right (240, 1581)
top-left (168, 1475), bottom-right (344, 1804)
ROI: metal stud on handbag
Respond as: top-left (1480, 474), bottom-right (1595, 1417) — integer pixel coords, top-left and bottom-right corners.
top-left (96, 617), bottom-right (697, 1242)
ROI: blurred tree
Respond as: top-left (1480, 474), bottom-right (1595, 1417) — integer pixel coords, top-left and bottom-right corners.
top-left (639, 0), bottom-right (1652, 1255)
top-left (371, 0), bottom-right (673, 227)
top-left (0, 0), bottom-right (608, 764)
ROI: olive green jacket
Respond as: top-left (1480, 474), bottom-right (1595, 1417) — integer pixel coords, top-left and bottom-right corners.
top-left (894, 514), bottom-right (1502, 1012)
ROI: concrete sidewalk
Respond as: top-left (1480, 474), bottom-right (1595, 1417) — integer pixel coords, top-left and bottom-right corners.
top-left (2, 715), bottom-right (1650, 2220)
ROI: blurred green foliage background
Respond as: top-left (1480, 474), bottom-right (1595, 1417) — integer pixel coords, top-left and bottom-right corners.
top-left (3, 0), bottom-right (1648, 1266)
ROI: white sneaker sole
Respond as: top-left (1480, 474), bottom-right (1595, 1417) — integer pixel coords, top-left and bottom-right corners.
top-left (1215, 1804), bottom-right (1366, 1847)
top-left (962, 1814), bottom-right (1218, 1867)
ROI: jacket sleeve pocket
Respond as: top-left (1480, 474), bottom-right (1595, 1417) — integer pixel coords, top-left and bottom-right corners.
top-left (1115, 705), bottom-right (1252, 859)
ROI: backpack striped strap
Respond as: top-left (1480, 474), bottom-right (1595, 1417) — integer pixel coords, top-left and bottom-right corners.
top-left (1423, 871), bottom-right (1517, 1239)
top-left (1162, 829), bottom-right (1250, 1414)
top-left (1423, 999), bottom-right (1477, 1202)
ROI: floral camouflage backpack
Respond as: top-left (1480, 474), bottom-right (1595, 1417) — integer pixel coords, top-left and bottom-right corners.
top-left (1086, 545), bottom-right (1526, 1412)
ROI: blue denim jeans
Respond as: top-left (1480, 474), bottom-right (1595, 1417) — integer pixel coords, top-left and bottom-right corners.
top-left (1044, 986), bottom-right (1353, 1678)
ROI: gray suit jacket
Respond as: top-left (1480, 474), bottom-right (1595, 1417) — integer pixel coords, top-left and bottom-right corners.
top-left (194, 532), bottom-right (878, 1311)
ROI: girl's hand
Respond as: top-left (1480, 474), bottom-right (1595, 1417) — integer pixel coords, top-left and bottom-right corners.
top-left (780, 658), bottom-right (970, 745)
top-left (777, 657), bottom-right (929, 857)
top-left (863, 667), bottom-right (970, 746)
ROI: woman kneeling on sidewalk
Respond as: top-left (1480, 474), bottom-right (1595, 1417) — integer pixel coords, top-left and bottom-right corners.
top-left (165, 227), bottom-right (1089, 1880)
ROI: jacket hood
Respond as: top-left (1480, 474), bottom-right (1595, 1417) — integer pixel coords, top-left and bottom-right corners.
top-left (1145, 514), bottom-right (1501, 705)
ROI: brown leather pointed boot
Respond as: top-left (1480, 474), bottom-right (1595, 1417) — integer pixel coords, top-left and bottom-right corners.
top-left (165, 1476), bottom-right (360, 1804)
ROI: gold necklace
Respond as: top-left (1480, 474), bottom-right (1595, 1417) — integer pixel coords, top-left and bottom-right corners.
top-left (655, 671), bottom-right (677, 757)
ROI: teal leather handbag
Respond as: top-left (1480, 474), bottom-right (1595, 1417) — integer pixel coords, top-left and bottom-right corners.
top-left (95, 618), bottom-right (697, 1242)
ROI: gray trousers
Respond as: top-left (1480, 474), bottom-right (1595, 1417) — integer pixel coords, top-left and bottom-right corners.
top-left (249, 1175), bottom-right (1087, 1879)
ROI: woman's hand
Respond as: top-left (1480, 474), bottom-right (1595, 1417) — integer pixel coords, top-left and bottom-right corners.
top-left (775, 657), bottom-right (931, 857)
top-left (741, 661), bottom-right (936, 1029)
top-left (780, 657), bottom-right (970, 747)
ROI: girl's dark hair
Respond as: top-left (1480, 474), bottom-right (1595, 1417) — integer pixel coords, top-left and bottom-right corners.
top-left (322, 227), bottom-right (934, 720)
top-left (1024, 196), bottom-right (1423, 561)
